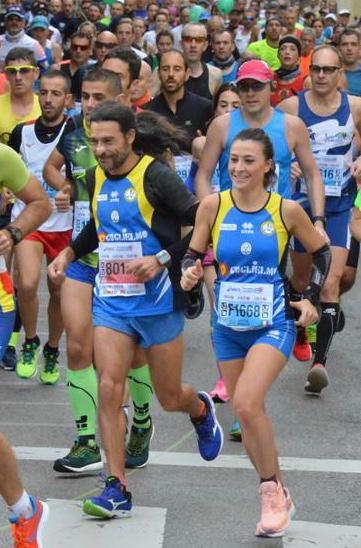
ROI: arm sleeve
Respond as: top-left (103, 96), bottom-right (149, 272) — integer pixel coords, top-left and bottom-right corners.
top-left (70, 218), bottom-right (98, 259)
top-left (0, 144), bottom-right (29, 193)
top-left (303, 244), bottom-right (331, 306)
top-left (145, 161), bottom-right (198, 224)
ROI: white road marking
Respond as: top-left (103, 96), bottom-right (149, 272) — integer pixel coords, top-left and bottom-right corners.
top-left (284, 521), bottom-right (361, 547)
top-left (12, 447), bottom-right (361, 474)
top-left (43, 499), bottom-right (166, 547)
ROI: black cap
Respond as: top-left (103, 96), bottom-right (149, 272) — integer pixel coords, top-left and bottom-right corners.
top-left (279, 34), bottom-right (301, 56)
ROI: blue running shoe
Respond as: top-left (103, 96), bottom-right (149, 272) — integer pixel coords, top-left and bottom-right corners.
top-left (0, 346), bottom-right (17, 371)
top-left (191, 391), bottom-right (224, 461)
top-left (83, 476), bottom-right (132, 519)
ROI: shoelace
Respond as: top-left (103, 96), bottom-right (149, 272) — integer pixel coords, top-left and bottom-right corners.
top-left (127, 429), bottom-right (148, 455)
top-left (43, 351), bottom-right (59, 373)
top-left (194, 413), bottom-right (212, 440)
top-left (21, 344), bottom-right (36, 365)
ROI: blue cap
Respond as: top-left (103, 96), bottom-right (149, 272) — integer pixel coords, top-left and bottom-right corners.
top-left (5, 5), bottom-right (26, 19)
top-left (199, 11), bottom-right (211, 21)
top-left (30, 15), bottom-right (49, 29)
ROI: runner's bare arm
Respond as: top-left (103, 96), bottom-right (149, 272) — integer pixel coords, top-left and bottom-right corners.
top-left (43, 148), bottom-right (72, 192)
top-left (195, 116), bottom-right (226, 200)
top-left (291, 117), bottom-right (326, 222)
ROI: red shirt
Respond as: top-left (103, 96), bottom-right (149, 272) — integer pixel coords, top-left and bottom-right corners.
top-left (271, 73), bottom-right (306, 106)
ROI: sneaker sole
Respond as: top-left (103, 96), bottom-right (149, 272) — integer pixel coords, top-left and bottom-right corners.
top-left (53, 460), bottom-right (104, 474)
top-left (306, 367), bottom-right (329, 395)
top-left (197, 391), bottom-right (224, 461)
top-left (125, 423), bottom-right (155, 469)
top-left (255, 506), bottom-right (294, 539)
top-left (83, 499), bottom-right (131, 519)
top-left (37, 501), bottom-right (50, 548)
top-left (39, 376), bottom-right (60, 386)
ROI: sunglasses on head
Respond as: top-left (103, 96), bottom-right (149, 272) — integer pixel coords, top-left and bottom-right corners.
top-left (4, 65), bottom-right (36, 75)
top-left (237, 81), bottom-right (268, 92)
top-left (310, 64), bottom-right (340, 74)
top-left (71, 43), bottom-right (89, 51)
top-left (182, 36), bottom-right (206, 44)
top-left (95, 40), bottom-right (116, 49)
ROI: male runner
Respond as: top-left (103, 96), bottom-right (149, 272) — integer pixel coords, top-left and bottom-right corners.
top-left (48, 101), bottom-right (224, 518)
top-left (9, 69), bottom-right (73, 384)
top-left (279, 45), bottom-right (361, 394)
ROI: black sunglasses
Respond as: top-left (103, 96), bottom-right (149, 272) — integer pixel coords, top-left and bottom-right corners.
top-left (310, 64), bottom-right (340, 74)
top-left (237, 81), bottom-right (268, 92)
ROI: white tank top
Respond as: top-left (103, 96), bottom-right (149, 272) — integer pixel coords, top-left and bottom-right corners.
top-left (12, 121), bottom-right (73, 232)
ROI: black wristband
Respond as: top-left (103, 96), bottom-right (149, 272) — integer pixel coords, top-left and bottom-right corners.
top-left (313, 215), bottom-right (326, 226)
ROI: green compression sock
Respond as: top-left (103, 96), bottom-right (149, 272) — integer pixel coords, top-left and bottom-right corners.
top-left (67, 365), bottom-right (98, 438)
top-left (127, 364), bottom-right (153, 429)
top-left (8, 332), bottom-right (19, 347)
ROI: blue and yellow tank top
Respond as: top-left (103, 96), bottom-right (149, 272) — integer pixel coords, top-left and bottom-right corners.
top-left (212, 191), bottom-right (290, 330)
top-left (92, 155), bottom-right (173, 317)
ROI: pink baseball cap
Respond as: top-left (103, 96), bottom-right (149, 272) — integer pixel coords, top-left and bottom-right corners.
top-left (236, 60), bottom-right (274, 83)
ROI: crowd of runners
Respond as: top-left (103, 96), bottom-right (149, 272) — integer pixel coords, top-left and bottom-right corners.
top-left (0, 0), bottom-right (361, 545)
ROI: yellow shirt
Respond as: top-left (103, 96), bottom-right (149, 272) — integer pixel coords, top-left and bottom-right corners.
top-left (0, 93), bottom-right (41, 145)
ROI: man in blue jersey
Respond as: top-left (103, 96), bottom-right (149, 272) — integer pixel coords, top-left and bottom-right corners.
top-left (279, 45), bottom-right (361, 395)
top-left (195, 59), bottom-right (326, 216)
top-left (48, 101), bottom-right (223, 519)
top-left (339, 29), bottom-right (361, 98)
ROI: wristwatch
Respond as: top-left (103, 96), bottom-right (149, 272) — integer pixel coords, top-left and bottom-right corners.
top-left (3, 225), bottom-right (23, 245)
top-left (155, 249), bottom-right (172, 268)
top-left (313, 215), bottom-right (326, 226)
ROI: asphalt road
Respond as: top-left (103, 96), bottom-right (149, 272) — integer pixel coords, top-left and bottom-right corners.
top-left (0, 264), bottom-right (360, 547)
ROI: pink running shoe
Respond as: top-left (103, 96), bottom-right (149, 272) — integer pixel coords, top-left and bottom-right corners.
top-left (255, 481), bottom-right (292, 538)
top-left (209, 378), bottom-right (229, 403)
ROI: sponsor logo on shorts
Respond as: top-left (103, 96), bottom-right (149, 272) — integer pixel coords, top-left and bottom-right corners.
top-left (97, 194), bottom-right (108, 202)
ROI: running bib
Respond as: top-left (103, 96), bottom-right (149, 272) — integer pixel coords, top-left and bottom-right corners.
top-left (301, 155), bottom-right (343, 197)
top-left (217, 281), bottom-right (274, 330)
top-left (73, 201), bottom-right (90, 239)
top-left (174, 154), bottom-right (193, 184)
top-left (98, 241), bottom-right (145, 297)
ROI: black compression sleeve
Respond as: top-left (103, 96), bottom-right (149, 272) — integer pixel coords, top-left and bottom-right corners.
top-left (70, 218), bottom-right (98, 259)
top-left (167, 230), bottom-right (193, 266)
top-left (181, 248), bottom-right (206, 273)
top-left (303, 244), bottom-right (331, 306)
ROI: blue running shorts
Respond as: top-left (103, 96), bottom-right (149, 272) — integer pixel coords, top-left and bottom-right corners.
top-left (93, 307), bottom-right (185, 348)
top-left (0, 310), bottom-right (15, 361)
top-left (212, 316), bottom-right (296, 362)
top-left (65, 261), bottom-right (97, 286)
top-left (293, 209), bottom-right (351, 252)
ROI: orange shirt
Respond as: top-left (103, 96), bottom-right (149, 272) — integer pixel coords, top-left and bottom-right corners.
top-left (300, 52), bottom-right (312, 78)
top-left (0, 73), bottom-right (8, 95)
